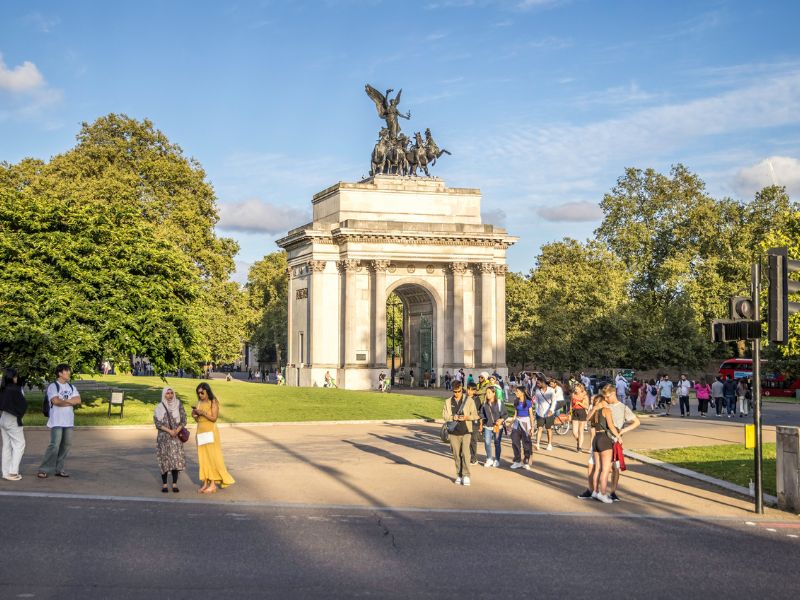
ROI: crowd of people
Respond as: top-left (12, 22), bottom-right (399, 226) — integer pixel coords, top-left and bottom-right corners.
top-left (442, 370), bottom-right (642, 503)
top-left (0, 364), bottom-right (235, 493)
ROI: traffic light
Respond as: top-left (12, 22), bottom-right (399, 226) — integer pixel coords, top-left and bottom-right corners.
top-left (711, 295), bottom-right (760, 342)
top-left (767, 247), bottom-right (800, 344)
top-left (730, 296), bottom-right (755, 320)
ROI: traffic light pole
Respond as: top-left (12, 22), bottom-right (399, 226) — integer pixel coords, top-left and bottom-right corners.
top-left (751, 261), bottom-right (764, 515)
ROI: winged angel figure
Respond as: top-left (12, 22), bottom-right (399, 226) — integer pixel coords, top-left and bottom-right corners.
top-left (365, 84), bottom-right (411, 140)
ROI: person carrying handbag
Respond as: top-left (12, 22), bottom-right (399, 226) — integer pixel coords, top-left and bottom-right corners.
top-left (154, 387), bottom-right (187, 493)
top-left (442, 381), bottom-right (478, 486)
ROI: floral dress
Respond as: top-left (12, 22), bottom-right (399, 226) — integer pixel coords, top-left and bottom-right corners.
top-left (154, 404), bottom-right (187, 473)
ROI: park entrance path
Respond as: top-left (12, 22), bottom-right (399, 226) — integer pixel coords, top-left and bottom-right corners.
top-left (5, 419), bottom-right (796, 521)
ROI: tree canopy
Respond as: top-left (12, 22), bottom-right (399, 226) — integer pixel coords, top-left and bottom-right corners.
top-left (0, 114), bottom-right (247, 381)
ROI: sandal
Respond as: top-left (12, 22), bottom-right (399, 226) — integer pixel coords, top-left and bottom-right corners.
top-left (55, 471), bottom-right (70, 478)
top-left (162, 484), bottom-right (169, 493)
top-left (37, 472), bottom-right (48, 479)
top-left (172, 486), bottom-right (180, 493)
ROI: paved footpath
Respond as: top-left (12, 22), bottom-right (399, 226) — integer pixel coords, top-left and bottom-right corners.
top-left (1, 411), bottom-right (799, 599)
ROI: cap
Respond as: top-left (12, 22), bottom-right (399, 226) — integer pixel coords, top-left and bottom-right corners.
top-left (480, 371), bottom-right (490, 379)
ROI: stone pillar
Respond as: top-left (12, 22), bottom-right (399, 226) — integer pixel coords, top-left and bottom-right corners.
top-left (777, 425), bottom-right (800, 512)
top-left (478, 262), bottom-right (496, 367)
top-left (494, 264), bottom-right (507, 367)
top-left (286, 266), bottom-right (294, 366)
top-left (308, 260), bottom-right (326, 365)
top-left (338, 259), bottom-right (360, 367)
top-left (449, 262), bottom-right (468, 366)
top-left (371, 260), bottom-right (390, 368)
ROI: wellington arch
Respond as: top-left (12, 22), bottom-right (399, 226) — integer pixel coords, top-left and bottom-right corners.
top-left (276, 175), bottom-right (517, 390)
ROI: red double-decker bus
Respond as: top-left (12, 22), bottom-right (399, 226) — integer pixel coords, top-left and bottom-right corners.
top-left (718, 359), bottom-right (800, 397)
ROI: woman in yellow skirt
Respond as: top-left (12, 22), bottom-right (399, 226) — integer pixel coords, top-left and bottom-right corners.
top-left (192, 383), bottom-right (235, 493)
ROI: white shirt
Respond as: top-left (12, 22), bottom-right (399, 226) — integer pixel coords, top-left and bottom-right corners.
top-left (46, 382), bottom-right (80, 428)
top-left (677, 379), bottom-right (692, 397)
top-left (616, 378), bottom-right (628, 398)
top-left (534, 387), bottom-right (556, 417)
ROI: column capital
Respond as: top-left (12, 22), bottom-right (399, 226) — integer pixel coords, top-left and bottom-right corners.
top-left (371, 259), bottom-right (391, 272)
top-left (475, 262), bottom-right (495, 274)
top-left (448, 261), bottom-right (468, 274)
top-left (337, 259), bottom-right (360, 272)
top-left (308, 260), bottom-right (327, 272)
top-left (494, 264), bottom-right (508, 275)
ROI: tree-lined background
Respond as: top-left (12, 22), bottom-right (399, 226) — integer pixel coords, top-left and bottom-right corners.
top-left (1, 115), bottom-right (797, 382)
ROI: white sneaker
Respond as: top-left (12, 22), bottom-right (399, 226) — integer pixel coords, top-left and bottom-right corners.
top-left (454, 477), bottom-right (462, 485)
top-left (493, 459), bottom-right (500, 467)
top-left (546, 444), bottom-right (553, 451)
top-left (462, 476), bottom-right (471, 486)
top-left (596, 493), bottom-right (613, 504)
top-left (523, 464), bottom-right (531, 471)
top-left (591, 491), bottom-right (599, 499)
top-left (536, 442), bottom-right (541, 450)
top-left (588, 455), bottom-right (594, 465)
top-left (483, 460), bottom-right (493, 468)
top-left (510, 461), bottom-right (522, 469)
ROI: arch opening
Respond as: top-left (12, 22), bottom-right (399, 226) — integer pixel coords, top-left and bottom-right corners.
top-left (386, 283), bottom-right (437, 387)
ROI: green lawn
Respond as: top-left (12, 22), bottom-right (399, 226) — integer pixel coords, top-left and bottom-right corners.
top-left (22, 375), bottom-right (445, 426)
top-left (642, 443), bottom-right (777, 497)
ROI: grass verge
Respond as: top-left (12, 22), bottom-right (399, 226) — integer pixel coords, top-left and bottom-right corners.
top-left (22, 375), bottom-right (445, 427)
top-left (641, 443), bottom-right (777, 497)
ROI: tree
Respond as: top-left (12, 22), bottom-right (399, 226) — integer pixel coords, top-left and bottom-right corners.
top-left (505, 271), bottom-right (537, 369)
top-left (246, 251), bottom-right (288, 365)
top-left (526, 239), bottom-right (630, 371)
top-left (0, 114), bottom-right (243, 381)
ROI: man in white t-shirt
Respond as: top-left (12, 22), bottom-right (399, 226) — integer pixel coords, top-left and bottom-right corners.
top-left (676, 374), bottom-right (692, 417)
top-left (38, 364), bottom-right (81, 479)
top-left (615, 375), bottom-right (629, 407)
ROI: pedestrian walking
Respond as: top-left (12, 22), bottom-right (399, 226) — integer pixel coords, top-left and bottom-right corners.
top-left (570, 382), bottom-right (590, 453)
top-left (510, 386), bottom-right (533, 470)
top-left (37, 364), bottom-right (80, 479)
top-left (711, 375), bottom-right (725, 417)
top-left (677, 374), bottom-right (692, 417)
top-left (533, 379), bottom-right (556, 451)
top-left (615, 375), bottom-right (629, 408)
top-left (154, 387), bottom-right (187, 493)
top-left (466, 382), bottom-right (482, 465)
top-left (444, 371), bottom-right (452, 391)
top-left (644, 379), bottom-right (658, 412)
top-left (629, 378), bottom-right (640, 411)
top-left (192, 383), bottom-right (235, 493)
top-left (736, 378), bottom-right (749, 417)
top-left (481, 386), bottom-right (508, 468)
top-left (694, 378), bottom-right (712, 417)
top-left (442, 381), bottom-right (478, 486)
top-left (657, 375), bottom-right (673, 414)
top-left (0, 368), bottom-right (27, 481)
top-left (723, 376), bottom-right (737, 418)
top-left (602, 385), bottom-right (640, 501)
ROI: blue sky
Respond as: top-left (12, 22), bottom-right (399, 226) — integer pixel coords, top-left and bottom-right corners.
top-left (2, 0), bottom-right (800, 281)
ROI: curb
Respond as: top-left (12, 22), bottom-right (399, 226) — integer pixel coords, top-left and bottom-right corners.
top-left (625, 449), bottom-right (779, 507)
top-left (22, 418), bottom-right (437, 432)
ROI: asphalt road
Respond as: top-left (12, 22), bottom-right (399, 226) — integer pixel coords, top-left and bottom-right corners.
top-left (0, 494), bottom-right (797, 599)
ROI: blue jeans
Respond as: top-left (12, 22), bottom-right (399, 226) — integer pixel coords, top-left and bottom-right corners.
top-left (39, 426), bottom-right (73, 475)
top-left (483, 426), bottom-right (503, 461)
top-left (724, 395), bottom-right (736, 415)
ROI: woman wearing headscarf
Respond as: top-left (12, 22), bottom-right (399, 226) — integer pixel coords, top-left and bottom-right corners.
top-left (154, 387), bottom-right (187, 493)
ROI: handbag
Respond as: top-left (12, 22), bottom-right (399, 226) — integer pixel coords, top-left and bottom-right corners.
top-left (162, 402), bottom-right (190, 444)
top-left (446, 397), bottom-right (466, 433)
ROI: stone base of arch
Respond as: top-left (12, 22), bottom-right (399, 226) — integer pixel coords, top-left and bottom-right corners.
top-left (276, 176), bottom-right (517, 390)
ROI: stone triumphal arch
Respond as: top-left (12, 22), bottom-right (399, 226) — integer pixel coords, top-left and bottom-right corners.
top-left (276, 175), bottom-right (517, 389)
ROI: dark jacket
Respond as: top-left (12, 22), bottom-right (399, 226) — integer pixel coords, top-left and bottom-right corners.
top-left (0, 384), bottom-right (28, 426)
top-left (480, 400), bottom-right (508, 426)
top-left (722, 379), bottom-right (738, 397)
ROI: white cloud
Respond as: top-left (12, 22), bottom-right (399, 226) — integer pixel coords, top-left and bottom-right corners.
top-left (0, 53), bottom-right (62, 125)
top-left (218, 199), bottom-right (310, 234)
top-left (572, 82), bottom-right (659, 108)
top-left (24, 12), bottom-right (61, 34)
top-left (536, 201), bottom-right (603, 222)
top-left (735, 156), bottom-right (800, 198)
top-left (481, 208), bottom-right (507, 227)
top-left (0, 54), bottom-right (45, 91)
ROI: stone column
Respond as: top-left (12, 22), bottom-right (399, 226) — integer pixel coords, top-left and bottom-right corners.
top-left (286, 266), bottom-right (294, 366)
top-left (478, 262), bottom-right (496, 367)
top-left (308, 260), bottom-right (326, 365)
top-left (449, 262), bottom-right (468, 366)
top-left (371, 260), bottom-right (390, 368)
top-left (494, 264), bottom-right (507, 367)
top-left (338, 259), bottom-right (360, 367)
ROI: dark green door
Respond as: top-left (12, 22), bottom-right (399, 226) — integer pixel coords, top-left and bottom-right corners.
top-left (419, 316), bottom-right (433, 375)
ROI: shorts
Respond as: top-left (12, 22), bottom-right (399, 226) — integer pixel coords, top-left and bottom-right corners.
top-left (572, 408), bottom-right (587, 421)
top-left (660, 397), bottom-right (672, 404)
top-left (536, 415), bottom-right (555, 429)
top-left (591, 433), bottom-right (614, 453)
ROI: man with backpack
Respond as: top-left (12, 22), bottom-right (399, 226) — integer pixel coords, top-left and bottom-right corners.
top-left (37, 364), bottom-right (81, 479)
